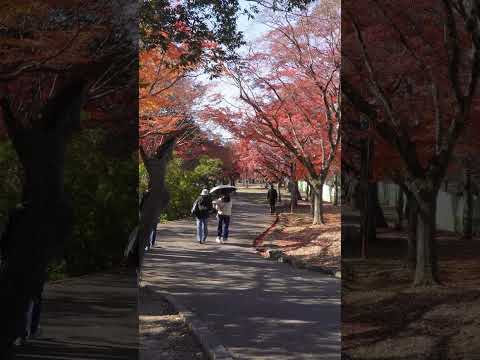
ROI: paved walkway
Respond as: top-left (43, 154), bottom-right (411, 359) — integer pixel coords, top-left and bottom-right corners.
top-left (14, 268), bottom-right (138, 360)
top-left (141, 189), bottom-right (341, 359)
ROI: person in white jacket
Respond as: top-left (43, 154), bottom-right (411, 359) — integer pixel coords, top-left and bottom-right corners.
top-left (213, 194), bottom-right (233, 243)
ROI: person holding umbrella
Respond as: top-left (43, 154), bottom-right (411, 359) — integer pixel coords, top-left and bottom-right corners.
top-left (210, 185), bottom-right (236, 244)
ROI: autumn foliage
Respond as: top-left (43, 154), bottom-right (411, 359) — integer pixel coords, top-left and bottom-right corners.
top-left (343, 0), bottom-right (480, 286)
top-left (205, 0), bottom-right (341, 224)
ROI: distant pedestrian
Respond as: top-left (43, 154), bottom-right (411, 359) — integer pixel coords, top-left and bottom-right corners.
top-left (267, 184), bottom-right (278, 214)
top-left (140, 189), bottom-right (157, 250)
top-left (191, 189), bottom-right (214, 243)
top-left (214, 194), bottom-right (233, 244)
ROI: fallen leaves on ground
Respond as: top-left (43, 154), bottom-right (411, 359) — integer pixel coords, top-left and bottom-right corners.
top-left (262, 201), bottom-right (340, 273)
top-left (342, 207), bottom-right (480, 360)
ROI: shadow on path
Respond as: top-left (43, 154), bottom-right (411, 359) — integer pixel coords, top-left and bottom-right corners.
top-left (142, 189), bottom-right (341, 360)
top-left (14, 269), bottom-right (138, 360)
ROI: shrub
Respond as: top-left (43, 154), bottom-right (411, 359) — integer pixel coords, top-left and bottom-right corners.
top-left (0, 130), bottom-right (137, 277)
top-left (140, 155), bottom-right (224, 221)
top-left (63, 129), bottom-right (137, 275)
top-left (0, 140), bottom-right (22, 227)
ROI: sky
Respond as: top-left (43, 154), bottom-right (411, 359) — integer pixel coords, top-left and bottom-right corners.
top-left (195, 1), bottom-right (271, 141)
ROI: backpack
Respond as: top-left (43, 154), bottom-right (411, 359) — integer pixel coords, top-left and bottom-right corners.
top-left (193, 196), bottom-right (211, 217)
top-left (198, 196), bottom-right (210, 212)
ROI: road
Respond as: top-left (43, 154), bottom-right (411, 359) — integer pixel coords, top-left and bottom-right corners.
top-left (141, 189), bottom-right (341, 359)
top-left (14, 269), bottom-right (138, 360)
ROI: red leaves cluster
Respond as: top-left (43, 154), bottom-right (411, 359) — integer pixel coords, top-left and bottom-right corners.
top-left (343, 0), bottom-right (480, 182)
top-left (139, 46), bottom-right (204, 156)
top-left (0, 1), bottom-right (136, 137)
top-left (206, 1), bottom-right (341, 184)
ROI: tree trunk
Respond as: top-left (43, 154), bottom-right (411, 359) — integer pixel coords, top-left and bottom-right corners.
top-left (277, 182), bottom-right (282, 203)
top-left (352, 182), bottom-right (361, 209)
top-left (295, 181), bottom-right (302, 201)
top-left (138, 139), bottom-right (175, 268)
top-left (360, 183), bottom-right (376, 257)
top-left (414, 199), bottom-right (439, 286)
top-left (0, 81), bottom-right (88, 356)
top-left (396, 187), bottom-right (404, 230)
top-left (359, 136), bottom-right (375, 257)
top-left (451, 193), bottom-right (460, 232)
top-left (406, 192), bottom-right (417, 270)
top-left (373, 183), bottom-right (388, 228)
top-left (342, 174), bottom-right (349, 205)
top-left (333, 174), bottom-right (339, 206)
top-left (463, 162), bottom-right (473, 239)
top-left (312, 181), bottom-right (324, 225)
top-left (288, 162), bottom-right (298, 211)
top-left (290, 183), bottom-right (297, 213)
top-left (310, 188), bottom-right (315, 216)
top-left (289, 178), bottom-right (299, 212)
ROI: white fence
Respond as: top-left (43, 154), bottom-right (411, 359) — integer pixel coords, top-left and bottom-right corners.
top-left (298, 180), bottom-right (337, 203)
top-left (378, 182), bottom-right (480, 233)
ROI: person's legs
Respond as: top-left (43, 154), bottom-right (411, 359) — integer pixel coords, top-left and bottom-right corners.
top-left (11, 291), bottom-right (30, 345)
top-left (25, 299), bottom-right (34, 338)
top-left (145, 229), bottom-right (153, 251)
top-left (222, 216), bottom-right (230, 241)
top-left (196, 218), bottom-right (203, 242)
top-left (202, 218), bottom-right (208, 242)
top-left (30, 287), bottom-right (43, 337)
top-left (217, 216), bottom-right (223, 238)
top-left (151, 225), bottom-right (157, 247)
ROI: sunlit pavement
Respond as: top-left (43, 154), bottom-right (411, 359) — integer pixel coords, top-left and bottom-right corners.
top-left (142, 188), bottom-right (340, 360)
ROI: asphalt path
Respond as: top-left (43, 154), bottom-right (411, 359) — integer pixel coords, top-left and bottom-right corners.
top-left (141, 189), bottom-right (340, 360)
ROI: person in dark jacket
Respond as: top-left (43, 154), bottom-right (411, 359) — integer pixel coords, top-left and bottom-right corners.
top-left (191, 189), bottom-right (213, 243)
top-left (267, 184), bottom-right (278, 214)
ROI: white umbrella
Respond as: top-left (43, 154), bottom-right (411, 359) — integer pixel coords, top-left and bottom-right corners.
top-left (210, 185), bottom-right (237, 195)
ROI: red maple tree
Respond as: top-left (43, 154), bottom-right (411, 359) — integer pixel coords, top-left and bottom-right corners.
top-left (342, 0), bottom-right (480, 285)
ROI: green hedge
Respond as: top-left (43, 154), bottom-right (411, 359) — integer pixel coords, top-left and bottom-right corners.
top-left (1, 134), bottom-right (224, 277)
top-left (63, 130), bottom-right (137, 275)
top-left (0, 129), bottom-right (137, 277)
top-left (140, 155), bottom-right (223, 221)
top-left (0, 140), bottom-right (22, 227)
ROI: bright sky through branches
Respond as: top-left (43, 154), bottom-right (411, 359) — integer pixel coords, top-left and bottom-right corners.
top-left (196, 1), bottom-right (270, 141)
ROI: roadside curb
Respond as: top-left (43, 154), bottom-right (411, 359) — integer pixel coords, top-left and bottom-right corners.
top-left (253, 213), bottom-right (279, 247)
top-left (256, 247), bottom-right (341, 279)
top-left (253, 212), bottom-right (341, 279)
top-left (145, 286), bottom-right (235, 360)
